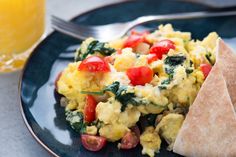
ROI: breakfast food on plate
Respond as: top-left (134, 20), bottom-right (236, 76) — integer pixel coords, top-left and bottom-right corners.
top-left (54, 23), bottom-right (234, 157)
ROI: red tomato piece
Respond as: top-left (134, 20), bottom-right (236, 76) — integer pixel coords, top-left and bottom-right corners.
top-left (123, 34), bottom-right (143, 48)
top-left (84, 95), bottom-right (97, 123)
top-left (149, 39), bottom-right (175, 59)
top-left (117, 49), bottom-right (122, 54)
top-left (55, 71), bottom-right (62, 91)
top-left (123, 30), bottom-right (150, 48)
top-left (119, 126), bottom-right (140, 149)
top-left (78, 56), bottom-right (110, 72)
top-left (81, 134), bottom-right (106, 151)
top-left (131, 30), bottom-right (150, 44)
top-left (126, 66), bottom-right (153, 86)
top-left (103, 56), bottom-right (114, 64)
top-left (200, 63), bottom-right (212, 79)
top-left (147, 54), bottom-right (159, 64)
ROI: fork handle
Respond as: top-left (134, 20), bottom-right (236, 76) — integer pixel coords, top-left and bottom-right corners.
top-left (130, 11), bottom-right (236, 26)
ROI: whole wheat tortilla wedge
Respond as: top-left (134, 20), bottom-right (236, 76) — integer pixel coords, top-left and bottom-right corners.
top-left (173, 64), bottom-right (236, 157)
top-left (216, 39), bottom-right (236, 109)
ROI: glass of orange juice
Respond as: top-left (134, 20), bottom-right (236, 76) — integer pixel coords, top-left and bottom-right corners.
top-left (0, 0), bottom-right (45, 72)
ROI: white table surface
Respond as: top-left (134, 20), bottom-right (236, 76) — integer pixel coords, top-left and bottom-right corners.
top-left (0, 1), bottom-right (123, 156)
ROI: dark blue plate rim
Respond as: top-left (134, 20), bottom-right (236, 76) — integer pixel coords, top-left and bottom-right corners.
top-left (18, 1), bottom-right (213, 156)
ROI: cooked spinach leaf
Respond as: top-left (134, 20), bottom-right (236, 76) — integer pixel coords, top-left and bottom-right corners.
top-left (74, 49), bottom-right (82, 62)
top-left (158, 77), bottom-right (172, 90)
top-left (205, 52), bottom-right (214, 65)
top-left (160, 65), bottom-right (175, 90)
top-left (90, 120), bottom-right (104, 130)
top-left (164, 55), bottom-right (186, 66)
top-left (92, 42), bottom-right (115, 56)
top-left (190, 60), bottom-right (193, 67)
top-left (165, 65), bottom-right (175, 79)
top-left (158, 85), bottom-right (167, 90)
top-left (104, 81), bottom-right (138, 111)
top-left (65, 110), bottom-right (86, 133)
top-left (103, 81), bottom-right (120, 94)
top-left (104, 82), bottom-right (166, 111)
top-left (160, 55), bottom-right (187, 90)
top-left (186, 68), bottom-right (194, 74)
top-left (75, 40), bottom-right (115, 61)
top-left (80, 91), bottom-right (104, 95)
top-left (161, 78), bottom-right (172, 85)
top-left (136, 54), bottom-right (141, 58)
top-left (165, 66), bottom-right (174, 75)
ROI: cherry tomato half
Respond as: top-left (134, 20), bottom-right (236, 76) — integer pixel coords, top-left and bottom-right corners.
top-left (120, 126), bottom-right (140, 149)
top-left (78, 56), bottom-right (110, 72)
top-left (54, 71), bottom-right (62, 91)
top-left (200, 63), bottom-right (212, 79)
top-left (81, 134), bottom-right (106, 151)
top-left (147, 54), bottom-right (159, 64)
top-left (149, 39), bottom-right (175, 59)
top-left (84, 95), bottom-right (97, 123)
top-left (123, 30), bottom-right (150, 49)
top-left (126, 66), bottom-right (153, 86)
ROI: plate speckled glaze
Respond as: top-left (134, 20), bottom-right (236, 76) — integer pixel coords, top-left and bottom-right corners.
top-left (20, 1), bottom-right (236, 157)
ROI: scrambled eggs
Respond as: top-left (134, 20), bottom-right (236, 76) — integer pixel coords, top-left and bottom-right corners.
top-left (56, 24), bottom-right (218, 156)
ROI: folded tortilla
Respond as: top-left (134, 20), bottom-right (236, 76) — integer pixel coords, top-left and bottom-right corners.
top-left (216, 39), bottom-right (236, 109)
top-left (173, 64), bottom-right (236, 157)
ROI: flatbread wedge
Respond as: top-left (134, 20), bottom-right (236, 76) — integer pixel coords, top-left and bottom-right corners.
top-left (216, 39), bottom-right (236, 109)
top-left (173, 64), bottom-right (236, 157)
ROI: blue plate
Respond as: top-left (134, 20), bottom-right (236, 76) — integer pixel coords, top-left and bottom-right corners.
top-left (19, 1), bottom-right (236, 157)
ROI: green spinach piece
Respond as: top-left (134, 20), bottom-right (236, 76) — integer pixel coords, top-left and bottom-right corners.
top-left (75, 40), bottom-right (115, 61)
top-left (165, 66), bottom-right (174, 76)
top-left (158, 77), bottom-right (172, 90)
top-left (159, 55), bottom-right (187, 90)
top-left (190, 60), bottom-right (193, 67)
top-left (186, 68), bottom-right (194, 74)
top-left (165, 66), bottom-right (175, 79)
top-left (158, 85), bottom-right (167, 90)
top-left (80, 91), bottom-right (104, 95)
top-left (103, 81), bottom-right (120, 94)
top-left (205, 52), bottom-right (214, 65)
top-left (160, 65), bottom-right (175, 90)
top-left (104, 82), bottom-right (166, 111)
top-left (164, 55), bottom-right (186, 66)
top-left (65, 110), bottom-right (86, 133)
top-left (104, 81), bottom-right (137, 111)
top-left (90, 120), bottom-right (104, 130)
top-left (185, 59), bottom-right (194, 74)
top-left (161, 78), bottom-right (172, 85)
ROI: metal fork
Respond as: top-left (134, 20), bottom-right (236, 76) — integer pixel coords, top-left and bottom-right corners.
top-left (51, 10), bottom-right (236, 42)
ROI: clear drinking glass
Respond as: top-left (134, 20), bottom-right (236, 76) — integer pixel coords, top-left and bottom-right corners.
top-left (0, 0), bottom-right (45, 72)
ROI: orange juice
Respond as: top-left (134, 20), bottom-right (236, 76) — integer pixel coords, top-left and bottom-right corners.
top-left (0, 0), bottom-right (45, 72)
